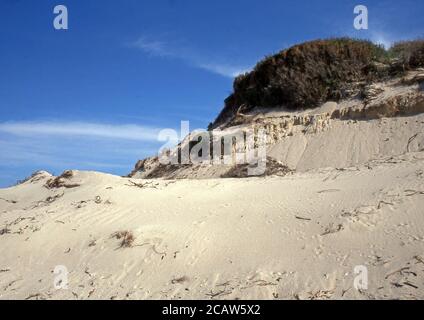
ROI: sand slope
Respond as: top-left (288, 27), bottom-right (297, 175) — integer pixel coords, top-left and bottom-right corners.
top-left (131, 74), bottom-right (424, 179)
top-left (1, 151), bottom-right (424, 300)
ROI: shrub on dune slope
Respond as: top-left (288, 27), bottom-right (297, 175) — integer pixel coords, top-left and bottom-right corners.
top-left (389, 40), bottom-right (424, 70)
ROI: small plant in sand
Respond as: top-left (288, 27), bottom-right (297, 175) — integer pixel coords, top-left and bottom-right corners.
top-left (16, 171), bottom-right (46, 185)
top-left (171, 276), bottom-right (189, 284)
top-left (111, 231), bottom-right (135, 248)
top-left (44, 170), bottom-right (80, 189)
top-left (0, 226), bottom-right (10, 236)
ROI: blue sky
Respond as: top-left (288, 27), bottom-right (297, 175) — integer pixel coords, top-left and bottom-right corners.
top-left (0, 0), bottom-right (423, 187)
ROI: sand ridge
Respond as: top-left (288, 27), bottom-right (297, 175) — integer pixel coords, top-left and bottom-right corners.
top-left (1, 152), bottom-right (424, 299)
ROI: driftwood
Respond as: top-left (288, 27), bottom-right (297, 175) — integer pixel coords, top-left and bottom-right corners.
top-left (125, 180), bottom-right (158, 189)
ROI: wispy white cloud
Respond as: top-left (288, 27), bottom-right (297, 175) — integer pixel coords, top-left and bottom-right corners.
top-left (197, 63), bottom-right (249, 78)
top-left (130, 36), bottom-right (250, 78)
top-left (0, 121), bottom-right (166, 186)
top-left (132, 37), bottom-right (170, 57)
top-left (0, 121), bottom-right (161, 142)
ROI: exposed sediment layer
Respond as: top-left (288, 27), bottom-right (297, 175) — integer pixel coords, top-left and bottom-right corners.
top-left (130, 71), bottom-right (424, 179)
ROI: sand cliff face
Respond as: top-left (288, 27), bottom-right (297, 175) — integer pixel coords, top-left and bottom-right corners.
top-left (130, 70), bottom-right (424, 179)
top-left (210, 39), bottom-right (424, 129)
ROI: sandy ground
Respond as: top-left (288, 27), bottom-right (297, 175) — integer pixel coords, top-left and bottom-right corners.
top-left (1, 151), bottom-right (424, 300)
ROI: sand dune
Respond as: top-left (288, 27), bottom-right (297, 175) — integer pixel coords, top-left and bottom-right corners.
top-left (1, 151), bottom-right (424, 300)
top-left (1, 69), bottom-right (423, 300)
top-left (130, 73), bottom-right (424, 179)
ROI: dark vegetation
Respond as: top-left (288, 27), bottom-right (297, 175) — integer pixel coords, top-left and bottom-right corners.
top-left (221, 157), bottom-right (292, 178)
top-left (111, 230), bottom-right (135, 248)
top-left (44, 170), bottom-right (80, 189)
top-left (16, 171), bottom-right (46, 185)
top-left (210, 38), bottom-right (424, 129)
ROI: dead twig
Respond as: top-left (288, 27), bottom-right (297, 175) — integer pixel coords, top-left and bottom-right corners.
top-left (31, 192), bottom-right (64, 209)
top-left (377, 200), bottom-right (394, 209)
top-left (341, 287), bottom-right (351, 297)
top-left (125, 180), bottom-right (158, 189)
top-left (385, 267), bottom-right (410, 279)
top-left (84, 267), bottom-right (93, 277)
top-left (4, 278), bottom-right (21, 291)
top-left (88, 240), bottom-right (96, 247)
top-left (295, 216), bottom-right (311, 221)
top-left (406, 133), bottom-right (422, 152)
top-left (0, 226), bottom-right (10, 236)
top-left (404, 189), bottom-right (424, 196)
top-left (171, 276), bottom-right (189, 284)
top-left (25, 293), bottom-right (44, 300)
top-left (87, 289), bottom-right (95, 298)
top-left (0, 197), bottom-right (17, 204)
top-left (403, 281), bottom-right (419, 289)
top-left (205, 289), bottom-right (232, 298)
top-left (317, 189), bottom-right (341, 194)
top-left (307, 289), bottom-right (334, 300)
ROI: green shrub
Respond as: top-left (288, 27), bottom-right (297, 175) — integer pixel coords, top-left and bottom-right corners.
top-left (389, 40), bottom-right (424, 69)
top-left (209, 38), bottom-right (423, 129)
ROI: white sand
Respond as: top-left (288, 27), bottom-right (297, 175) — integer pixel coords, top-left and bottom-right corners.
top-left (1, 151), bottom-right (424, 300)
top-left (1, 74), bottom-right (423, 300)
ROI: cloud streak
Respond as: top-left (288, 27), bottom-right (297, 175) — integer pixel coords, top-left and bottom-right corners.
top-left (130, 36), bottom-right (250, 78)
top-left (197, 62), bottom-right (250, 78)
top-left (132, 37), bottom-right (170, 57)
top-left (0, 121), bottom-right (161, 142)
top-left (0, 121), bottom-right (166, 187)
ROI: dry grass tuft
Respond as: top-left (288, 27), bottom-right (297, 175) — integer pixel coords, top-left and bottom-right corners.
top-left (0, 226), bottom-right (10, 236)
top-left (16, 171), bottom-right (48, 185)
top-left (44, 170), bottom-right (80, 189)
top-left (389, 40), bottom-right (424, 70)
top-left (171, 276), bottom-right (189, 284)
top-left (221, 157), bottom-right (292, 178)
top-left (111, 230), bottom-right (135, 248)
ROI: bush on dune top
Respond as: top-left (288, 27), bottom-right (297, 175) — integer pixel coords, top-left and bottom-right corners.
top-left (210, 38), bottom-right (424, 129)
